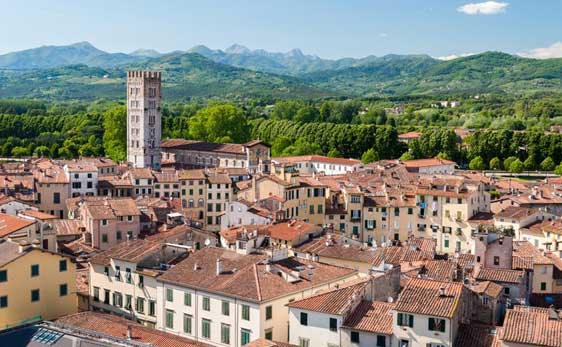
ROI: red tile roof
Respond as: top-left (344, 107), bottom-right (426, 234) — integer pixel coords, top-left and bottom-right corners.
top-left (342, 300), bottom-right (395, 335)
top-left (56, 311), bottom-right (211, 347)
top-left (273, 155), bottom-right (361, 166)
top-left (499, 306), bottom-right (562, 347)
top-left (0, 213), bottom-right (36, 237)
top-left (244, 338), bottom-right (298, 347)
top-left (394, 278), bottom-right (465, 318)
top-left (475, 268), bottom-right (524, 284)
top-left (266, 221), bottom-right (317, 242)
top-left (455, 324), bottom-right (499, 347)
top-left (287, 279), bottom-right (369, 315)
top-left (402, 158), bottom-right (456, 168)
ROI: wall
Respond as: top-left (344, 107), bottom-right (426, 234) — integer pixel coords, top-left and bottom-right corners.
top-left (288, 308), bottom-right (341, 347)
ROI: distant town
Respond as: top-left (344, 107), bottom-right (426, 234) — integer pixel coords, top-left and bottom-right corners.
top-left (0, 70), bottom-right (560, 347)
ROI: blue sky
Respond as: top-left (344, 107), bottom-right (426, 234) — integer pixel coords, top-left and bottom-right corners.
top-left (1, 0), bottom-right (561, 59)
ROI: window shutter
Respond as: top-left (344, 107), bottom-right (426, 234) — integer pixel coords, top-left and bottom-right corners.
top-left (428, 318), bottom-right (434, 330)
top-left (440, 319), bottom-right (446, 332)
top-left (409, 314), bottom-right (414, 327)
top-left (397, 313), bottom-right (403, 326)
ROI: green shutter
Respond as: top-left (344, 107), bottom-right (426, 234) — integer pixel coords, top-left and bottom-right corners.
top-left (409, 314), bottom-right (414, 327)
top-left (428, 318), bottom-right (434, 330)
top-left (397, 313), bottom-right (403, 326)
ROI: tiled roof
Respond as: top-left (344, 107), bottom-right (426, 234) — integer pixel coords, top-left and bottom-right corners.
top-left (75, 267), bottom-right (89, 295)
top-left (129, 168), bottom-right (154, 180)
top-left (18, 210), bottom-right (57, 220)
top-left (207, 173), bottom-right (231, 185)
top-left (495, 206), bottom-right (539, 220)
top-left (244, 338), bottom-right (297, 347)
top-left (422, 260), bottom-right (457, 282)
top-left (273, 155), bottom-right (361, 166)
top-left (158, 248), bottom-right (358, 303)
top-left (402, 158), bottom-right (456, 168)
top-left (455, 324), bottom-right (499, 347)
top-left (52, 219), bottom-right (85, 236)
top-left (179, 169), bottom-right (206, 180)
top-left (294, 234), bottom-right (381, 264)
top-left (398, 131), bottom-right (422, 139)
top-left (469, 281), bottom-right (503, 298)
top-left (83, 197), bottom-right (141, 220)
top-left (0, 213), bottom-right (36, 237)
top-left (56, 311), bottom-right (211, 347)
top-left (499, 306), bottom-right (562, 347)
top-left (287, 279), bottom-right (369, 315)
top-left (475, 268), bottom-right (524, 284)
top-left (89, 239), bottom-right (161, 266)
top-left (161, 139), bottom-right (246, 154)
top-left (394, 278), bottom-right (464, 318)
top-left (266, 221), bottom-right (317, 242)
top-left (342, 300), bottom-right (395, 335)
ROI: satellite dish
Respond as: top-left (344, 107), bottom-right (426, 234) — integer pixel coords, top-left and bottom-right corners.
top-left (204, 238), bottom-right (211, 247)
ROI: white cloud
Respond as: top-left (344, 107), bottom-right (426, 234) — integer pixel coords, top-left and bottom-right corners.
top-left (437, 53), bottom-right (475, 61)
top-left (519, 42), bottom-right (562, 59)
top-left (457, 1), bottom-right (509, 15)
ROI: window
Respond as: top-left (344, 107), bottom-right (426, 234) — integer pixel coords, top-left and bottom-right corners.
top-left (166, 288), bottom-right (173, 302)
top-left (298, 337), bottom-right (310, 347)
top-left (165, 310), bottom-right (174, 329)
top-left (265, 329), bottom-right (273, 340)
top-left (104, 289), bottom-right (110, 304)
top-left (101, 219), bottom-right (108, 226)
top-left (202, 319), bottom-right (211, 339)
top-left (221, 324), bottom-right (231, 344)
top-left (376, 335), bottom-right (386, 347)
top-left (444, 239), bottom-right (449, 248)
top-left (241, 329), bottom-right (251, 345)
top-left (541, 282), bottom-right (547, 291)
top-left (0, 296), bottom-right (7, 308)
top-left (203, 296), bottom-right (210, 311)
top-left (397, 313), bottom-right (414, 327)
top-left (53, 192), bottom-right (60, 204)
top-left (116, 231), bottom-right (122, 240)
top-left (494, 256), bottom-right (500, 266)
top-left (408, 207), bottom-right (413, 215)
top-left (93, 287), bottom-right (100, 302)
top-left (102, 234), bottom-right (108, 243)
top-left (113, 292), bottom-right (122, 307)
top-left (136, 297), bottom-right (145, 313)
top-left (184, 292), bottom-right (191, 306)
top-left (59, 284), bottom-right (68, 296)
top-left (59, 260), bottom-right (67, 272)
top-left (428, 317), bottom-right (446, 332)
top-left (242, 304), bottom-right (250, 320)
top-left (138, 275), bottom-right (144, 288)
top-left (149, 300), bottom-right (156, 316)
top-left (31, 264), bottom-right (39, 277)
top-left (125, 268), bottom-right (132, 283)
top-left (0, 270), bottom-right (6, 283)
top-left (300, 312), bottom-right (308, 326)
top-left (351, 331), bottom-right (360, 343)
top-left (266, 305), bottom-right (272, 320)
top-left (31, 289), bottom-right (40, 302)
top-left (222, 300), bottom-right (230, 316)
top-left (329, 317), bottom-right (337, 332)
top-left (115, 266), bottom-right (121, 281)
top-left (183, 314), bottom-right (192, 334)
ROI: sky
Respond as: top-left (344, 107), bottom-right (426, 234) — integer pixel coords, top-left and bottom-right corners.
top-left (0, 0), bottom-right (561, 59)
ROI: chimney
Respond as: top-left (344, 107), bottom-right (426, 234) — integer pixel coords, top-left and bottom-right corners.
top-left (126, 325), bottom-right (132, 339)
top-left (216, 258), bottom-right (224, 275)
top-left (439, 286), bottom-right (446, 297)
top-left (18, 240), bottom-right (31, 253)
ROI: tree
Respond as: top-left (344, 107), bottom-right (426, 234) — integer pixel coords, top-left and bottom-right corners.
top-left (540, 157), bottom-right (556, 171)
top-left (509, 159), bottom-right (524, 174)
top-left (400, 152), bottom-right (415, 161)
top-left (294, 106), bottom-right (319, 123)
top-left (489, 157), bottom-right (502, 170)
top-left (189, 104), bottom-right (249, 143)
top-left (33, 145), bottom-right (50, 157)
top-left (503, 156), bottom-right (518, 171)
top-left (11, 146), bottom-right (29, 157)
top-left (361, 148), bottom-right (379, 164)
top-left (281, 138), bottom-right (322, 157)
top-left (524, 156), bottom-right (536, 171)
top-left (555, 162), bottom-right (562, 175)
top-left (102, 106), bottom-right (127, 161)
top-left (469, 156), bottom-right (486, 170)
top-left (271, 136), bottom-right (293, 157)
top-left (436, 152), bottom-right (451, 160)
top-left (327, 148), bottom-right (341, 158)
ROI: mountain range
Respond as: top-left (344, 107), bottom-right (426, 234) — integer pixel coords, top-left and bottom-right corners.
top-left (0, 42), bottom-right (561, 100)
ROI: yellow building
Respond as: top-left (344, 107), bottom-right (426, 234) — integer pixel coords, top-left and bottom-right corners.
top-left (0, 239), bottom-right (77, 330)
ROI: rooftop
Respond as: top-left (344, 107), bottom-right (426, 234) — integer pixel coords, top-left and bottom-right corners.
top-left (499, 306), bottom-right (562, 347)
top-left (394, 278), bottom-right (465, 318)
top-left (272, 155), bottom-right (361, 167)
top-left (475, 268), bottom-right (524, 284)
top-left (89, 239), bottom-right (162, 266)
top-left (342, 300), bottom-right (395, 335)
top-left (0, 212), bottom-right (36, 237)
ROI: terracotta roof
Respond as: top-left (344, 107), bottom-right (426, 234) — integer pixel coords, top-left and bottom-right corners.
top-left (469, 281), bottom-right (503, 298)
top-left (207, 173), bottom-right (231, 185)
top-left (402, 158), bottom-right (456, 168)
top-left (75, 267), bottom-right (89, 295)
top-left (0, 213), bottom-right (36, 237)
top-left (56, 311), bottom-right (211, 347)
top-left (273, 155), bottom-right (361, 167)
top-left (18, 210), bottom-right (57, 220)
top-left (266, 221), bottom-right (317, 242)
top-left (219, 225), bottom-right (269, 244)
top-left (394, 278), bottom-right (465, 318)
top-left (475, 268), bottom-right (524, 284)
top-left (398, 131), bottom-right (422, 140)
top-left (294, 234), bottom-right (381, 264)
top-left (422, 260), bottom-right (457, 282)
top-left (342, 301), bottom-right (395, 335)
top-left (161, 139), bottom-right (246, 154)
top-left (455, 324), bottom-right (499, 347)
top-left (89, 239), bottom-right (161, 266)
top-left (499, 306), bottom-right (562, 347)
top-left (495, 206), bottom-right (539, 220)
top-left (179, 169), bottom-right (206, 180)
top-left (244, 338), bottom-right (297, 347)
top-left (158, 248), bottom-right (358, 303)
top-left (52, 219), bottom-right (86, 236)
top-left (83, 197), bottom-right (141, 220)
top-left (287, 279), bottom-right (369, 315)
top-left (129, 168), bottom-right (154, 180)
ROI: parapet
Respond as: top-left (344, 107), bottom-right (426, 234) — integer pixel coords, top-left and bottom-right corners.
top-left (127, 70), bottom-right (162, 80)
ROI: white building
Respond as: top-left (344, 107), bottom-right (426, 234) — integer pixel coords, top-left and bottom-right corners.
top-left (272, 155), bottom-right (362, 176)
top-left (402, 158), bottom-right (456, 175)
top-left (127, 70), bottom-right (162, 169)
top-left (220, 200), bottom-right (273, 230)
top-left (340, 301), bottom-right (395, 347)
top-left (156, 247), bottom-right (359, 346)
top-left (64, 163), bottom-right (98, 197)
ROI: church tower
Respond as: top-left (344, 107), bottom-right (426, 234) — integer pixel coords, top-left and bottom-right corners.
top-left (126, 70), bottom-right (162, 169)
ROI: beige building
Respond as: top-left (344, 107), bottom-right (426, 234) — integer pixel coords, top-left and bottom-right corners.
top-left (179, 169), bottom-right (207, 223)
top-left (34, 164), bottom-right (69, 219)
